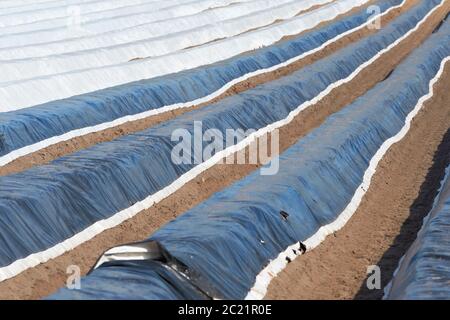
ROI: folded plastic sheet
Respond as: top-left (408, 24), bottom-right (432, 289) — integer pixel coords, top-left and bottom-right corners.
top-left (0, 0), bottom-right (241, 46)
top-left (0, 0), bottom-right (403, 161)
top-left (0, 0), bottom-right (371, 111)
top-left (0, 0), bottom-right (332, 83)
top-left (0, 0), bottom-right (445, 283)
top-left (50, 20), bottom-right (450, 300)
top-left (0, 0), bottom-right (295, 60)
top-left (385, 166), bottom-right (450, 300)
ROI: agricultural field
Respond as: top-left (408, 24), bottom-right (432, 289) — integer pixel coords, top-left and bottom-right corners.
top-left (0, 0), bottom-right (449, 301)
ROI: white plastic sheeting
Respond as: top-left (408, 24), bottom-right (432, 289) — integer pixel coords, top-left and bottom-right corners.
top-left (0, 0), bottom-right (249, 46)
top-left (0, 0), bottom-right (194, 36)
top-left (0, 0), bottom-right (301, 60)
top-left (0, 0), bottom-right (370, 112)
top-left (0, 0), bottom-right (403, 168)
top-left (0, 0), bottom-right (199, 36)
top-left (0, 0), bottom-right (155, 16)
top-left (0, 0), bottom-right (335, 83)
top-left (0, 0), bottom-right (171, 27)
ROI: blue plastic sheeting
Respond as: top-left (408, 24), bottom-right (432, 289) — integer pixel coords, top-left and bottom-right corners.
top-left (385, 168), bottom-right (450, 300)
top-left (0, 0), bottom-right (443, 280)
top-left (0, 0), bottom-right (402, 158)
top-left (50, 18), bottom-right (450, 300)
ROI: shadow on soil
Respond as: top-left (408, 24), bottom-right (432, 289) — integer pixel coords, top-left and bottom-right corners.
top-left (354, 127), bottom-right (450, 300)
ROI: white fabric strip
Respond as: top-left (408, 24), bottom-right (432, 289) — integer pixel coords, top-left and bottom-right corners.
top-left (0, 0), bottom-right (435, 283)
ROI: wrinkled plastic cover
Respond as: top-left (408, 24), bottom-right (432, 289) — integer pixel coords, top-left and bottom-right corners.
top-left (49, 11), bottom-right (450, 300)
top-left (386, 165), bottom-right (450, 299)
top-left (0, 0), bottom-right (439, 280)
top-left (0, 0), bottom-right (400, 158)
top-left (0, 0), bottom-right (230, 32)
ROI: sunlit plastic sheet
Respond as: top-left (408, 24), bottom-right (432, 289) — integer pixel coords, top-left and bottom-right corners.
top-left (0, 0), bottom-right (297, 60)
top-left (54, 260), bottom-right (209, 300)
top-left (0, 0), bottom-right (404, 160)
top-left (0, 0), bottom-right (319, 63)
top-left (50, 19), bottom-right (450, 300)
top-left (0, 0), bottom-right (251, 39)
top-left (385, 166), bottom-right (450, 300)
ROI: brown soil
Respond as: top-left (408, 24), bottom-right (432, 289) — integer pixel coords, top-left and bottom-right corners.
top-left (0, 0), bottom-right (444, 300)
top-left (0, 0), bottom-right (414, 177)
top-left (265, 62), bottom-right (450, 301)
